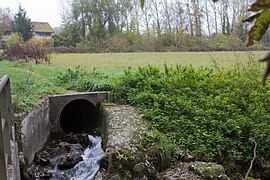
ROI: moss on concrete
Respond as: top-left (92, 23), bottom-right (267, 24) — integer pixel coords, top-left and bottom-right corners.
top-left (189, 162), bottom-right (230, 180)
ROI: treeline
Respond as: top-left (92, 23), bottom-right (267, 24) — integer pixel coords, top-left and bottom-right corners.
top-left (53, 33), bottom-right (268, 53)
top-left (52, 0), bottom-right (270, 52)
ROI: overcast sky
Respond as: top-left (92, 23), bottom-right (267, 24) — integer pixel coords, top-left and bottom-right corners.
top-left (0, 0), bottom-right (62, 28)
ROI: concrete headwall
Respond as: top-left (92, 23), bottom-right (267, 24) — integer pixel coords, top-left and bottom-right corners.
top-left (21, 99), bottom-right (50, 165)
top-left (0, 75), bottom-right (20, 180)
top-left (21, 91), bottom-right (108, 166)
top-left (49, 92), bottom-right (107, 133)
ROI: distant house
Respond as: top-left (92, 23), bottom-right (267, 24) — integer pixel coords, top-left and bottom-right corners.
top-left (1, 20), bottom-right (54, 40)
top-left (32, 22), bottom-right (54, 38)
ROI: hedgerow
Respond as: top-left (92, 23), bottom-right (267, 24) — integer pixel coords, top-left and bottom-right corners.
top-left (3, 34), bottom-right (51, 63)
top-left (112, 62), bottom-right (270, 178)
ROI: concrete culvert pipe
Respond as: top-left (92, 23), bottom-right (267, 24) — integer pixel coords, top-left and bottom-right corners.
top-left (60, 99), bottom-right (99, 134)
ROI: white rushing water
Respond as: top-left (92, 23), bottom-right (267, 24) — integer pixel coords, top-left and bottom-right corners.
top-left (51, 135), bottom-right (104, 180)
top-left (72, 135), bottom-right (104, 180)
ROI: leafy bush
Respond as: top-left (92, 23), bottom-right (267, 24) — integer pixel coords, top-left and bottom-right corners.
top-left (26, 38), bottom-right (54, 48)
top-left (4, 33), bottom-right (25, 60)
top-left (113, 63), bottom-right (270, 178)
top-left (56, 66), bottom-right (113, 92)
top-left (52, 34), bottom-right (72, 47)
top-left (5, 33), bottom-right (24, 48)
top-left (3, 34), bottom-right (51, 63)
top-left (210, 34), bottom-right (246, 51)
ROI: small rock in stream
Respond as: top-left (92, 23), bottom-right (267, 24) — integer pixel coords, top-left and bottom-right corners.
top-left (38, 170), bottom-right (53, 179)
top-left (57, 144), bottom-right (84, 170)
top-left (64, 133), bottom-right (92, 148)
top-left (34, 151), bottom-right (50, 165)
top-left (28, 133), bottom-right (94, 178)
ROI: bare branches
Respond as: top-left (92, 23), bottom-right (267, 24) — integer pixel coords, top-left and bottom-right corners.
top-left (244, 132), bottom-right (257, 180)
top-left (259, 52), bottom-right (270, 86)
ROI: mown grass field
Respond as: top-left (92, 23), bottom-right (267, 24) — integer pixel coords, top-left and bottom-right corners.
top-left (0, 51), bottom-right (267, 79)
top-left (50, 51), bottom-right (267, 73)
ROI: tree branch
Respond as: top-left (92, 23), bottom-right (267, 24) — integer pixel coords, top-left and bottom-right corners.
top-left (244, 132), bottom-right (257, 180)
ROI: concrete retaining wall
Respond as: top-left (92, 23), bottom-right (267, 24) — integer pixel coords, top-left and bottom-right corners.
top-left (21, 99), bottom-right (50, 165)
top-left (21, 91), bottom-right (108, 166)
top-left (49, 92), bottom-right (107, 133)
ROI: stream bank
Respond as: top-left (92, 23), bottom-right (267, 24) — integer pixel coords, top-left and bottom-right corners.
top-left (98, 103), bottom-right (230, 180)
top-left (20, 102), bottom-right (230, 179)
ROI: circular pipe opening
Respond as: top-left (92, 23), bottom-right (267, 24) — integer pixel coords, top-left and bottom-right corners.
top-left (60, 99), bottom-right (99, 134)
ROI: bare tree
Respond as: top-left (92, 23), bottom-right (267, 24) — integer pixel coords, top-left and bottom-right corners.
top-left (204, 0), bottom-right (211, 37)
top-left (0, 7), bottom-right (12, 38)
top-left (186, 0), bottom-right (194, 36)
top-left (150, 0), bottom-right (161, 36)
top-left (142, 0), bottom-right (151, 37)
top-left (160, 0), bottom-right (172, 34)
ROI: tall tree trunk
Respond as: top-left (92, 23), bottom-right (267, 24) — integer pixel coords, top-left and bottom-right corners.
top-left (194, 0), bottom-right (202, 37)
top-left (151, 0), bottom-right (161, 37)
top-left (162, 0), bottom-right (172, 34)
top-left (205, 0), bottom-right (211, 36)
top-left (186, 0), bottom-right (194, 36)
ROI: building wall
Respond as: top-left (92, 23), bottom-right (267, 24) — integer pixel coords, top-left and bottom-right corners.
top-left (33, 32), bottom-right (53, 38)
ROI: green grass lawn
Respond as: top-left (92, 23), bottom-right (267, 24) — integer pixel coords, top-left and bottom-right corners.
top-left (0, 61), bottom-right (66, 111)
top-left (50, 51), bottom-right (267, 73)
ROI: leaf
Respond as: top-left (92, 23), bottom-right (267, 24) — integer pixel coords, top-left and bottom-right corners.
top-left (243, 12), bottom-right (262, 23)
top-left (249, 0), bottom-right (270, 12)
top-left (247, 10), bottom-right (270, 46)
top-left (140, 0), bottom-right (144, 9)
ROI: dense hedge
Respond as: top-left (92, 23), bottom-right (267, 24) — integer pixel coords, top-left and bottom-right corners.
top-left (112, 63), bottom-right (270, 179)
top-left (51, 34), bottom-right (269, 53)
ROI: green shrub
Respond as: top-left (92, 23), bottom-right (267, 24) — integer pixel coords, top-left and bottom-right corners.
top-left (56, 66), bottom-right (113, 92)
top-left (113, 63), bottom-right (270, 178)
top-left (5, 33), bottom-right (24, 48)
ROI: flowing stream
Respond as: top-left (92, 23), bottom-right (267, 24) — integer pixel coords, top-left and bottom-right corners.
top-left (51, 135), bottom-right (104, 180)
